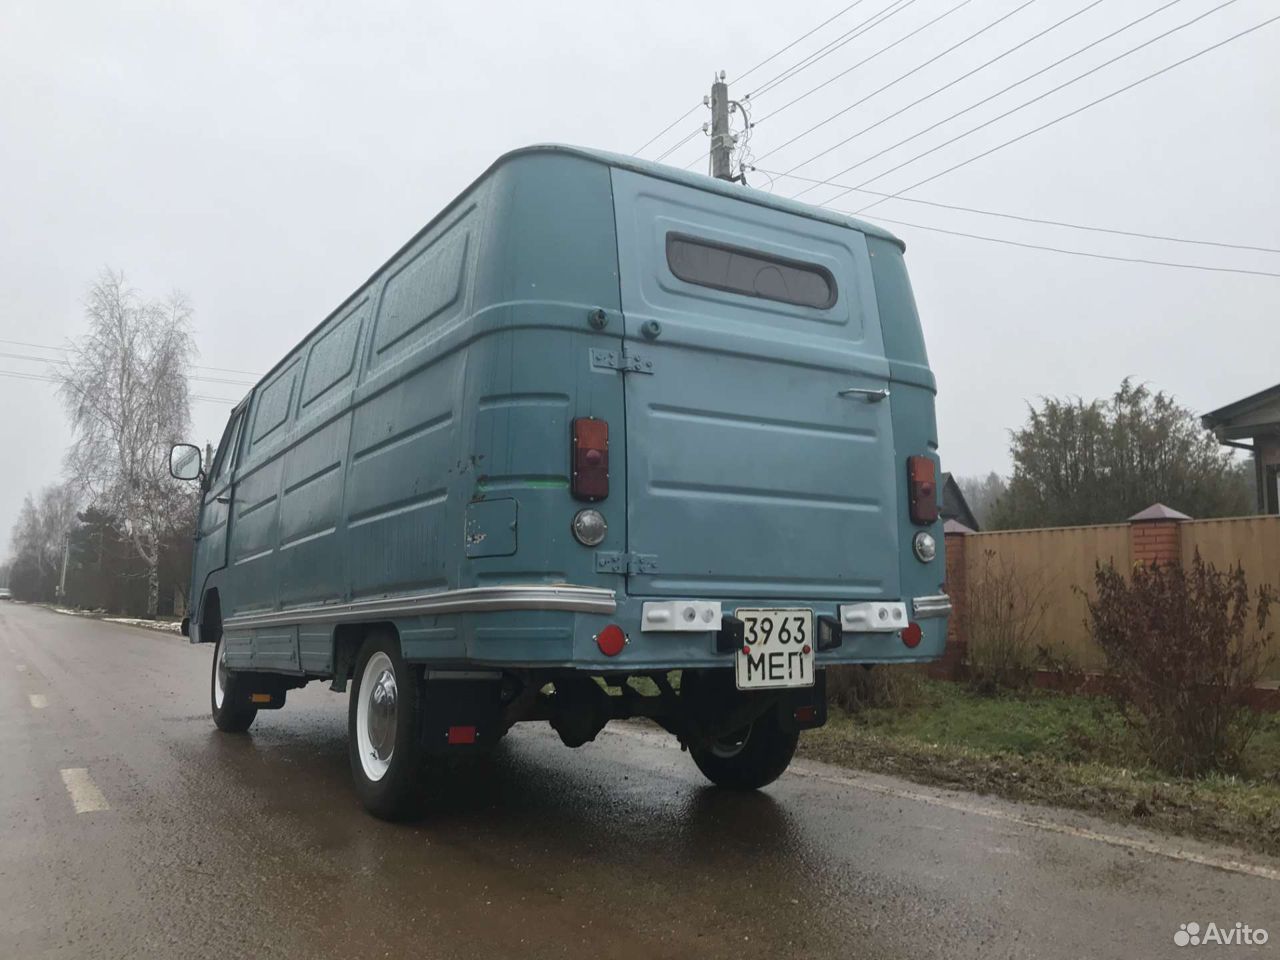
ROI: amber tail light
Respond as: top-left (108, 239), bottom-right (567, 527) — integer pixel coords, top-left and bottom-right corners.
top-left (571, 418), bottom-right (609, 501)
top-left (907, 455), bottom-right (938, 525)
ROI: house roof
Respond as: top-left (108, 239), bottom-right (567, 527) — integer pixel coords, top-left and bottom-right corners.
top-left (1201, 382), bottom-right (1280, 439)
top-left (940, 472), bottom-right (981, 532)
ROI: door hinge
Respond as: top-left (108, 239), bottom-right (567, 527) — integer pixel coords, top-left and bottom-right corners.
top-left (590, 347), bottom-right (654, 375)
top-left (595, 552), bottom-right (659, 575)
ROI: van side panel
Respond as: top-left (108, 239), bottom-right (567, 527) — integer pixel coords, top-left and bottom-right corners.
top-left (342, 197), bottom-right (482, 601)
top-left (228, 357), bottom-right (302, 615)
top-left (457, 155), bottom-right (625, 620)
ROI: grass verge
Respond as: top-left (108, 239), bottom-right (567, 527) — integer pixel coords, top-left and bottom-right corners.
top-left (798, 674), bottom-right (1280, 857)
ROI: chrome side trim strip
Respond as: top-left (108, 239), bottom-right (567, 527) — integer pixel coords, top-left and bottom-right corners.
top-left (222, 583), bottom-right (617, 631)
top-left (912, 594), bottom-right (952, 619)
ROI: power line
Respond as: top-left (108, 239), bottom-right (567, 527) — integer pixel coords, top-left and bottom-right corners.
top-left (654, 126), bottom-right (705, 163)
top-left (747, 0), bottom-right (920, 99)
top-left (0, 337), bottom-right (262, 379)
top-left (0, 368), bottom-right (236, 403)
top-left (854, 213), bottom-right (1280, 277)
top-left (737, 0), bottom-right (873, 85)
top-left (757, 0), bottom-right (1093, 170)
top-left (788, 0), bottom-right (1189, 200)
top-left (0, 350), bottom-right (256, 387)
top-left (850, 7), bottom-right (1280, 216)
top-left (754, 0), bottom-right (984, 127)
top-left (753, 168), bottom-right (1280, 253)
top-left (633, 102), bottom-right (702, 157)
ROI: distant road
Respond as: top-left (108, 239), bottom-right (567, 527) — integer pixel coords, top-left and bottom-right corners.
top-left (0, 601), bottom-right (1274, 959)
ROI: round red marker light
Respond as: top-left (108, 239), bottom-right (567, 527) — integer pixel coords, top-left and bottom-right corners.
top-left (901, 622), bottom-right (923, 648)
top-left (742, 645), bottom-right (751, 655)
top-left (596, 624), bottom-right (626, 657)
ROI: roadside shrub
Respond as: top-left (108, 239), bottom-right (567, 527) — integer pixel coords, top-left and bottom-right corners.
top-left (965, 550), bottom-right (1050, 695)
top-left (1085, 552), bottom-right (1274, 777)
top-left (827, 664), bottom-right (927, 713)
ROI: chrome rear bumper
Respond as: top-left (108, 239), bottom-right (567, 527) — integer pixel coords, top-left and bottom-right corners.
top-left (911, 594), bottom-right (952, 619)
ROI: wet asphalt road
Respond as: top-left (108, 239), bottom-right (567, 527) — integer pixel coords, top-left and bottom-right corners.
top-left (1, 602), bottom-right (1276, 960)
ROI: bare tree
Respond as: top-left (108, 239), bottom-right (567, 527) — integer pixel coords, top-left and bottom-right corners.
top-left (57, 270), bottom-right (195, 617)
top-left (8, 483), bottom-right (78, 600)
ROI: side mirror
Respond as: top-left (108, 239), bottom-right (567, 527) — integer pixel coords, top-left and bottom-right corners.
top-left (169, 443), bottom-right (203, 481)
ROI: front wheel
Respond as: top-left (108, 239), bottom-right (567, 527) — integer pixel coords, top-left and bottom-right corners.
top-left (689, 710), bottom-right (799, 790)
top-left (210, 636), bottom-right (257, 733)
top-left (348, 631), bottom-right (425, 820)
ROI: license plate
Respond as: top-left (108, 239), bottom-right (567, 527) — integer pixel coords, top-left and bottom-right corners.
top-left (734, 608), bottom-right (815, 690)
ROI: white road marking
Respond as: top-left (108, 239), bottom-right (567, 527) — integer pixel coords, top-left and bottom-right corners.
top-left (604, 724), bottom-right (1280, 883)
top-left (16, 663), bottom-right (26, 672)
top-left (28, 693), bottom-right (47, 709)
top-left (59, 768), bottom-right (109, 813)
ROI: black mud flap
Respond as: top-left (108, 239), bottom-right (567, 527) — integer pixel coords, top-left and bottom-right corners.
top-left (777, 670), bottom-right (827, 732)
top-left (419, 679), bottom-right (505, 756)
top-left (236, 673), bottom-right (305, 710)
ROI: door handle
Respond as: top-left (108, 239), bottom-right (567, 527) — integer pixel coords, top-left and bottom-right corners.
top-left (838, 387), bottom-right (890, 403)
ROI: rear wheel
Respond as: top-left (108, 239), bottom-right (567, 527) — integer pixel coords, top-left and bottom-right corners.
top-left (689, 710), bottom-right (798, 790)
top-left (348, 631), bottom-right (425, 820)
top-left (210, 636), bottom-right (257, 733)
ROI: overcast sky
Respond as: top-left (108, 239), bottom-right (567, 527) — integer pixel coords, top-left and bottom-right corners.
top-left (2, 0), bottom-right (1277, 552)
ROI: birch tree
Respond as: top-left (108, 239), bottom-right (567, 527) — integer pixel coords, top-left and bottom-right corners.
top-left (57, 270), bottom-right (195, 617)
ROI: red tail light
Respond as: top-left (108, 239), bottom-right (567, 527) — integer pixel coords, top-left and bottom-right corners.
top-left (907, 455), bottom-right (938, 525)
top-left (572, 418), bottom-right (609, 501)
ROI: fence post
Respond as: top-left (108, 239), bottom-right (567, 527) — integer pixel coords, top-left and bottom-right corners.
top-left (1128, 503), bottom-right (1191, 567)
top-left (933, 520), bottom-right (973, 679)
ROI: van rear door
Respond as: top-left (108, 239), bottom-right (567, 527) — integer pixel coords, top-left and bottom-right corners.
top-left (611, 170), bottom-right (900, 601)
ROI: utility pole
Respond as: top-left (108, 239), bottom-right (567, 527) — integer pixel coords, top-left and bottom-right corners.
top-left (57, 534), bottom-right (69, 600)
top-left (709, 71), bottom-right (734, 181)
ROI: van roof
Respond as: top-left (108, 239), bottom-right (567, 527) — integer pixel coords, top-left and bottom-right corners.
top-left (500, 144), bottom-right (906, 251)
top-left (235, 144), bottom-right (905, 404)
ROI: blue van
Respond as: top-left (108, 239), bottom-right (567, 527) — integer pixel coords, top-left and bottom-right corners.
top-left (170, 145), bottom-right (949, 819)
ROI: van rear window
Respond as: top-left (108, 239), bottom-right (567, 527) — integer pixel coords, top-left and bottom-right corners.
top-left (665, 233), bottom-right (836, 310)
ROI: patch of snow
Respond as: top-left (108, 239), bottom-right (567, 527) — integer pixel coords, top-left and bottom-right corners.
top-left (51, 606), bottom-right (96, 617)
top-left (104, 617), bottom-right (183, 633)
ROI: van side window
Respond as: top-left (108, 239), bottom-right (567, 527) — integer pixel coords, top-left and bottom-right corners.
top-left (665, 233), bottom-right (837, 310)
top-left (250, 364), bottom-right (298, 449)
top-left (208, 407), bottom-right (245, 487)
top-left (372, 224), bottom-right (470, 365)
top-left (300, 303), bottom-right (365, 410)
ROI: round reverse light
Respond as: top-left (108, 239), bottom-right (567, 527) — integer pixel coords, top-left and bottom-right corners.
top-left (571, 508), bottom-right (608, 546)
top-left (912, 531), bottom-right (937, 563)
